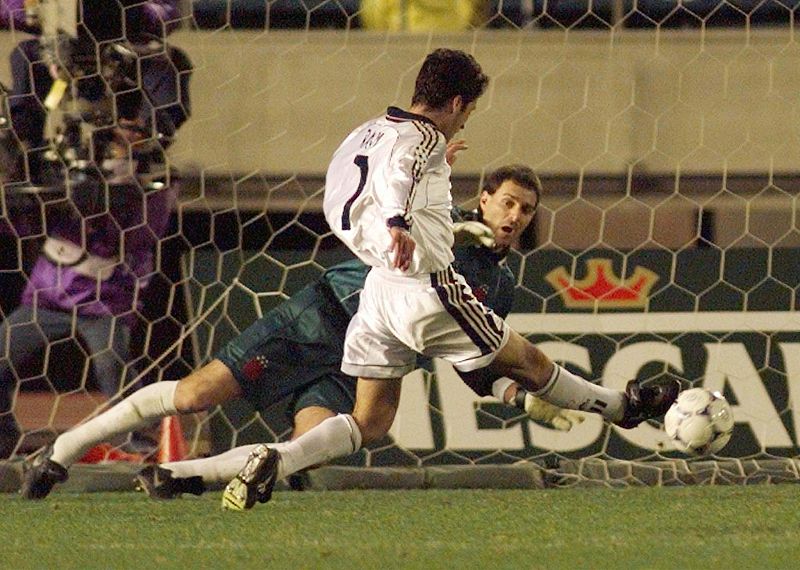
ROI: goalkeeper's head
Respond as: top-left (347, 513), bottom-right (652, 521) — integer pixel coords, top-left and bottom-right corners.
top-left (478, 165), bottom-right (541, 253)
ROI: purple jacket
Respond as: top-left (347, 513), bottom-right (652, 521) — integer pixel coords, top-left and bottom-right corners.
top-left (21, 183), bottom-right (178, 325)
top-left (0, 1), bottom-right (180, 34)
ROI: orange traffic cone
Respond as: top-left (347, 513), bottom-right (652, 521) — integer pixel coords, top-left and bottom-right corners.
top-left (157, 415), bottom-right (188, 463)
top-left (78, 442), bottom-right (146, 464)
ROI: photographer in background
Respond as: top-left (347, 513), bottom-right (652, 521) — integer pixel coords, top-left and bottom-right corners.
top-left (0, 0), bottom-right (187, 183)
top-left (0, 0), bottom-right (191, 458)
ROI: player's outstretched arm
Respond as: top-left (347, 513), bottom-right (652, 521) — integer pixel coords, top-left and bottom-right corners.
top-left (517, 390), bottom-right (587, 431)
top-left (458, 369), bottom-right (585, 432)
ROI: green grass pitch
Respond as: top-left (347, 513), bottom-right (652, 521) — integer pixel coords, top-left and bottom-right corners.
top-left (2, 486), bottom-right (799, 569)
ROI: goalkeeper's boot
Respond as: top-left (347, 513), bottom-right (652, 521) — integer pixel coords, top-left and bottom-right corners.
top-left (135, 465), bottom-right (205, 500)
top-left (617, 374), bottom-right (681, 429)
top-left (20, 445), bottom-right (68, 500)
top-left (221, 444), bottom-right (279, 511)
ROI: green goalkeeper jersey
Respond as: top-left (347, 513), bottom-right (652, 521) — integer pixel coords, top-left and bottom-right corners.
top-left (215, 207), bottom-right (515, 413)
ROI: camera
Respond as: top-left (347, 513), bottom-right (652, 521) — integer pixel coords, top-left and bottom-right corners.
top-left (2, 1), bottom-right (172, 187)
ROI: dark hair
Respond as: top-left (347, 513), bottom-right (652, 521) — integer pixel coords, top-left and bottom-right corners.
top-left (482, 164), bottom-right (542, 208)
top-left (411, 48), bottom-right (489, 110)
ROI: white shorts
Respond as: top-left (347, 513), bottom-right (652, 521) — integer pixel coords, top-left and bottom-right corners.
top-left (342, 266), bottom-right (510, 379)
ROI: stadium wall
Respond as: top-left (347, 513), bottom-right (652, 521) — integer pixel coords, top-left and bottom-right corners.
top-left (1, 29), bottom-right (797, 178)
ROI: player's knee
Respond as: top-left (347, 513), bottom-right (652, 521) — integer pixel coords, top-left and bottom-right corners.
top-left (292, 407), bottom-right (337, 438)
top-left (173, 379), bottom-right (205, 412)
top-left (353, 421), bottom-right (389, 446)
top-left (172, 377), bottom-right (218, 412)
top-left (174, 361), bottom-right (240, 412)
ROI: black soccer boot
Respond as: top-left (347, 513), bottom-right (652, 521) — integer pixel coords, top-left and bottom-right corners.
top-left (20, 445), bottom-right (69, 500)
top-left (135, 465), bottom-right (205, 500)
top-left (617, 374), bottom-right (681, 429)
top-left (221, 444), bottom-right (280, 511)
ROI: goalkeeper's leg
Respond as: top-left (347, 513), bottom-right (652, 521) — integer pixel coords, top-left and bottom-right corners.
top-left (136, 444), bottom-right (261, 499)
top-left (141, 407), bottom-right (339, 499)
top-left (50, 360), bottom-right (241, 468)
top-left (161, 444), bottom-right (260, 485)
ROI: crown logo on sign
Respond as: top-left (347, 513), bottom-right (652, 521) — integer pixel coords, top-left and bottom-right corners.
top-left (545, 259), bottom-right (659, 308)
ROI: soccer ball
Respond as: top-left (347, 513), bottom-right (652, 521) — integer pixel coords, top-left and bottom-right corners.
top-left (664, 388), bottom-right (734, 456)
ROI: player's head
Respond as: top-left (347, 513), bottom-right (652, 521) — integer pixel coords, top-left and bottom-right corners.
top-left (411, 49), bottom-right (489, 140)
top-left (479, 165), bottom-right (541, 252)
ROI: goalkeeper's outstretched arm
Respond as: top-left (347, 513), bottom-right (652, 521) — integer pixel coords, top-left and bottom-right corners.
top-left (492, 378), bottom-right (587, 432)
top-left (458, 368), bottom-right (586, 431)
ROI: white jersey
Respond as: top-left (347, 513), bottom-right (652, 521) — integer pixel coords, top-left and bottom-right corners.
top-left (324, 107), bottom-right (454, 276)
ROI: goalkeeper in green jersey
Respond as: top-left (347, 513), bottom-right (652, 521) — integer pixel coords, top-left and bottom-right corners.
top-left (22, 160), bottom-right (582, 500)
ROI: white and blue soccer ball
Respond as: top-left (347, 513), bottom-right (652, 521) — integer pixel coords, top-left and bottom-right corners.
top-left (664, 388), bottom-right (734, 456)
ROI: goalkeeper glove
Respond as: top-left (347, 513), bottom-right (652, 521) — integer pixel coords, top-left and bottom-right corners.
top-left (453, 221), bottom-right (495, 249)
top-left (514, 390), bottom-right (586, 431)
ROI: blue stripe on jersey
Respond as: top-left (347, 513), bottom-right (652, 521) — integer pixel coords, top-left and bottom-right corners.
top-left (430, 267), bottom-right (504, 355)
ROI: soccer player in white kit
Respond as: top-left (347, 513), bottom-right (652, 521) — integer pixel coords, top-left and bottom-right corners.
top-left (222, 49), bottom-right (679, 511)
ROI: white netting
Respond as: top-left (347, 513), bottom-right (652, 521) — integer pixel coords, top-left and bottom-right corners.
top-left (1, 1), bottom-right (799, 486)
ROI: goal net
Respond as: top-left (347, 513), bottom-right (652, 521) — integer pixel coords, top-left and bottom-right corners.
top-left (1, 0), bottom-right (799, 488)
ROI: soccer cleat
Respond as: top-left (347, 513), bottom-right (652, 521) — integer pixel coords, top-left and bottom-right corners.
top-left (617, 374), bottom-right (681, 429)
top-left (221, 444), bottom-right (280, 511)
top-left (135, 465), bottom-right (205, 500)
top-left (20, 445), bottom-right (69, 500)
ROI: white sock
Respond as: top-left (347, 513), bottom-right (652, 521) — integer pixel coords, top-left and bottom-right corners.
top-left (51, 381), bottom-right (179, 468)
top-left (273, 414), bottom-right (361, 480)
top-left (534, 365), bottom-right (625, 423)
top-left (163, 443), bottom-right (262, 483)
